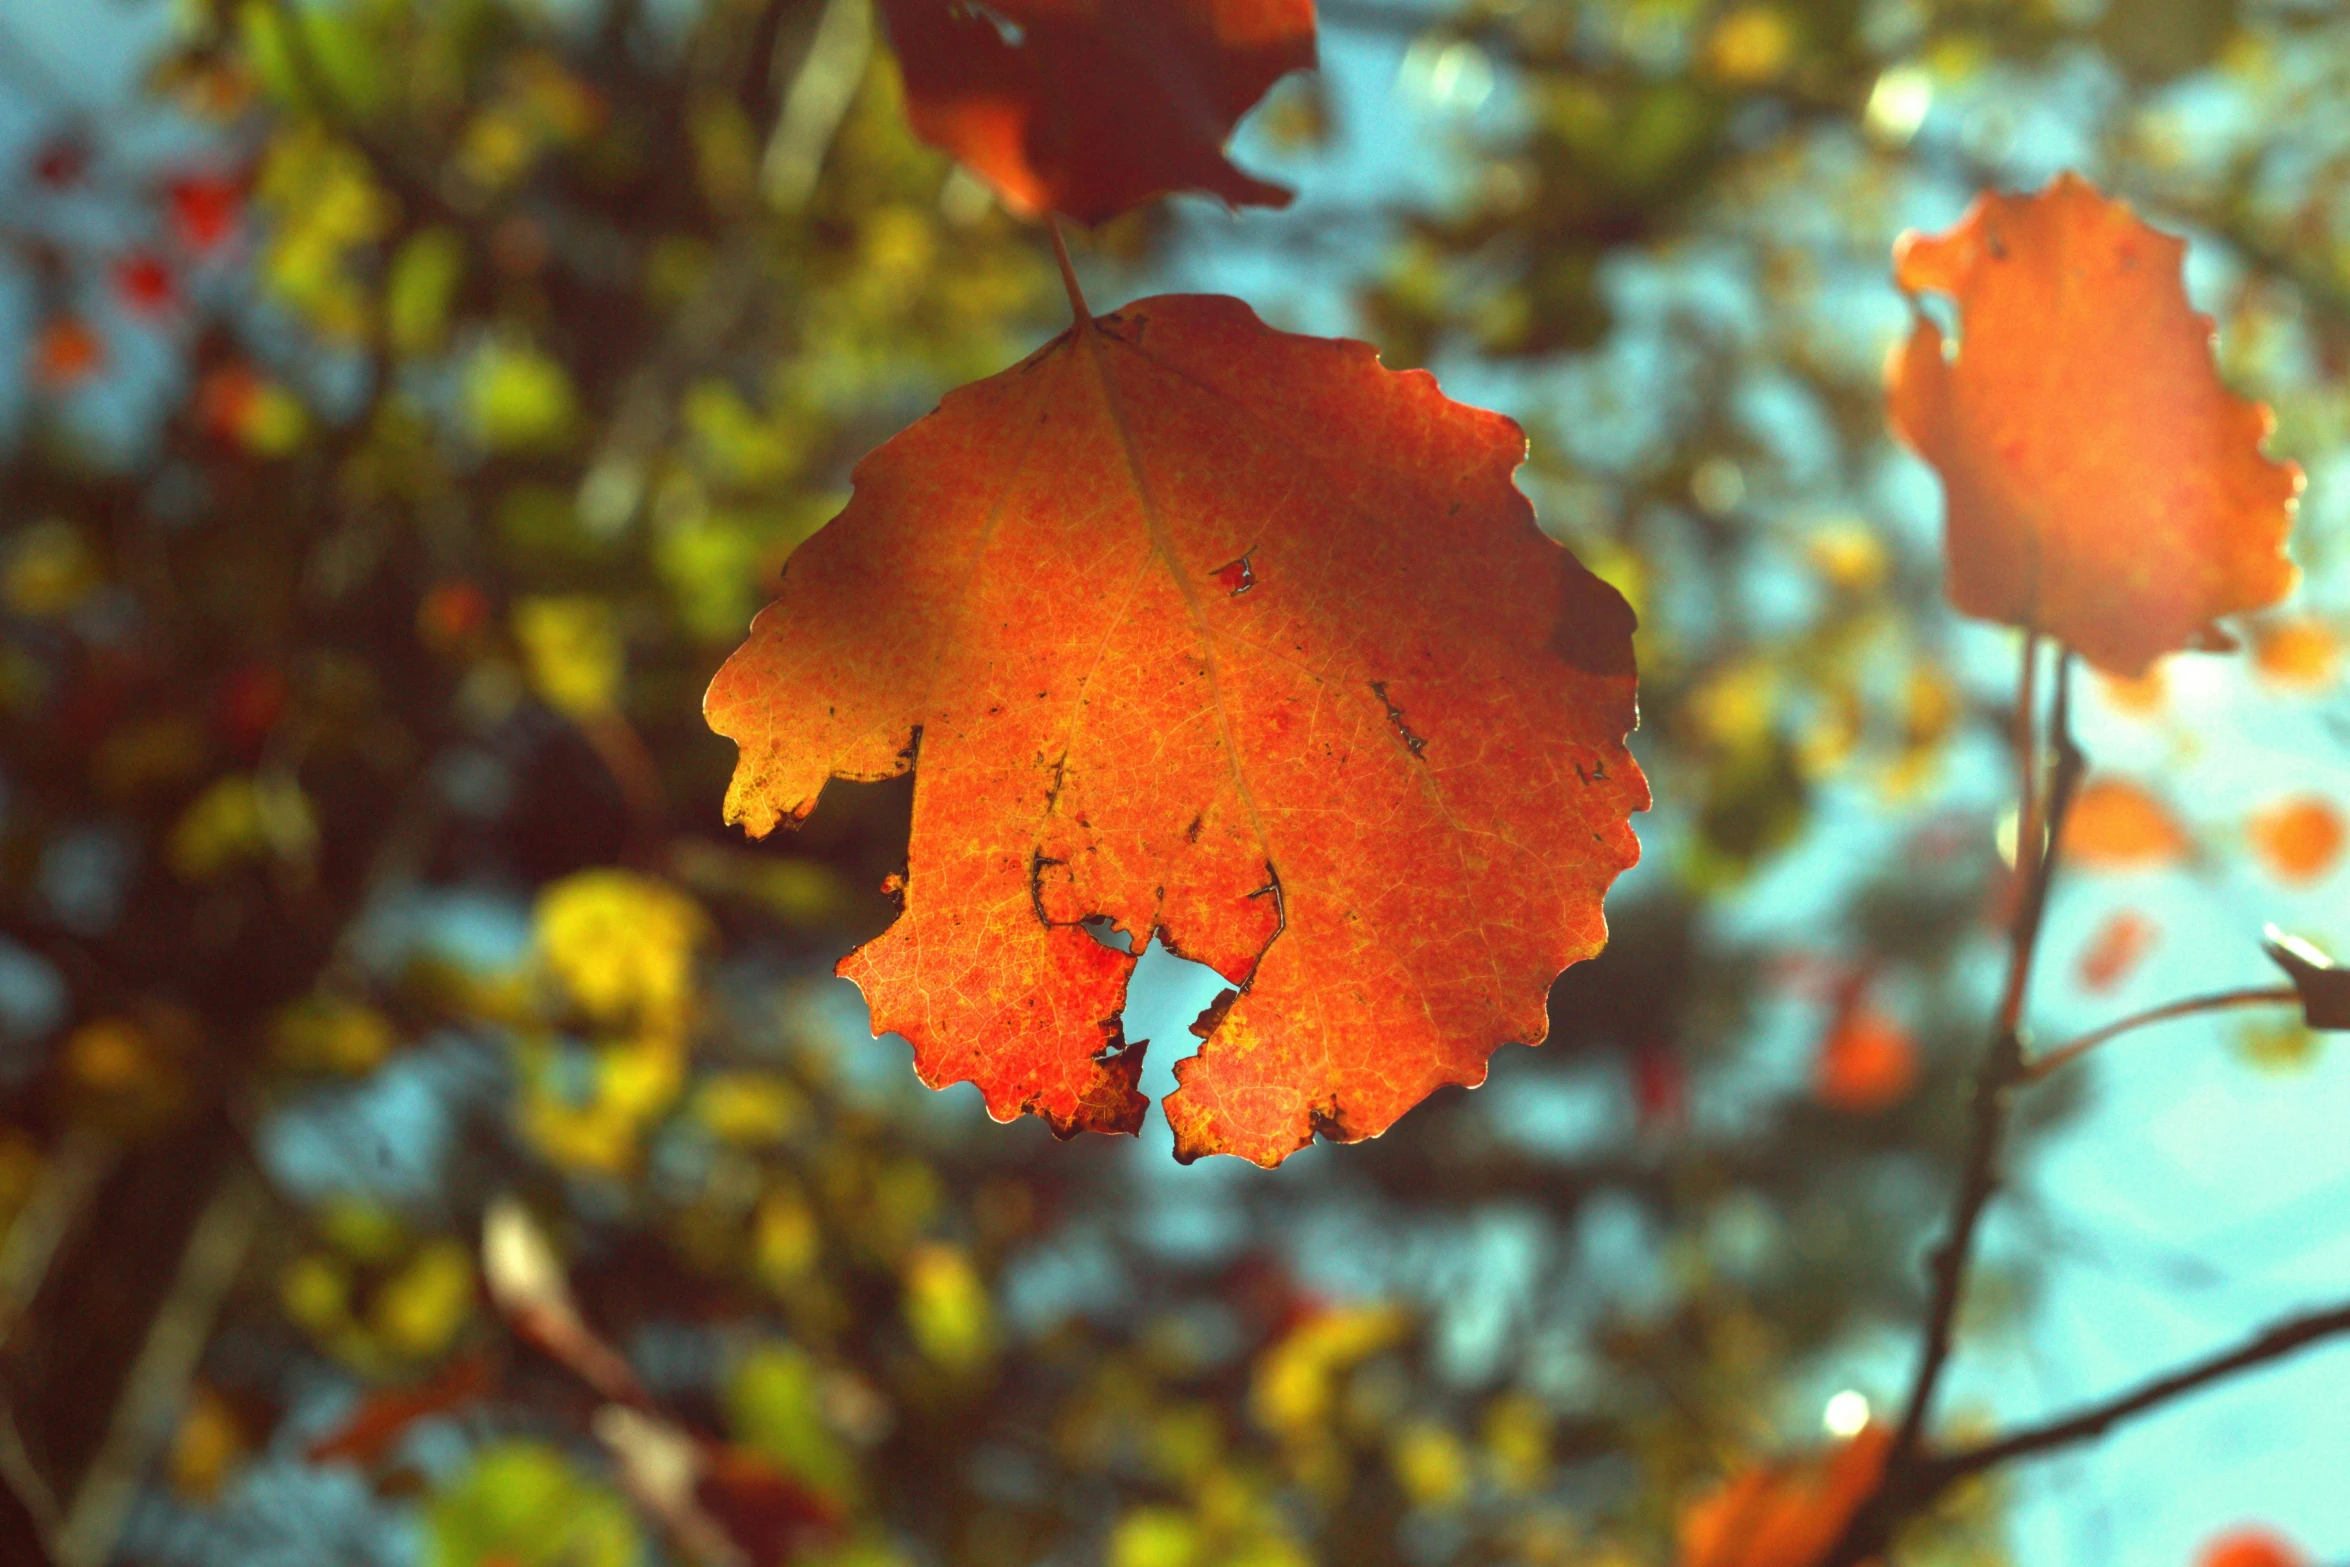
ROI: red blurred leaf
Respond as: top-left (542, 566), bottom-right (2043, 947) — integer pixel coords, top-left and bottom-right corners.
top-left (420, 580), bottom-right (493, 650)
top-left (113, 252), bottom-right (177, 316)
top-left (1814, 983), bottom-right (1918, 1114)
top-left (1888, 173), bottom-right (2300, 675)
top-left (166, 172), bottom-right (242, 252)
top-left (306, 1353), bottom-right (498, 1468)
top-left (198, 365), bottom-right (264, 442)
top-left (216, 663), bottom-right (289, 752)
top-left (877, 0), bottom-right (1316, 224)
top-left (1678, 1424), bottom-right (1893, 1567)
top-left (32, 317), bottom-right (103, 388)
top-left (33, 137), bottom-right (87, 188)
top-left (706, 294), bottom-right (1646, 1165)
top-left (1631, 1040), bottom-right (1686, 1133)
top-left (2075, 908), bottom-right (2157, 993)
top-left (2248, 796), bottom-right (2344, 884)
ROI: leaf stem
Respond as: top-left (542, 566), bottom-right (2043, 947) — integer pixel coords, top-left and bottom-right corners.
top-left (2010, 629), bottom-right (2043, 886)
top-left (1997, 649), bottom-right (2080, 1038)
top-left (2024, 986), bottom-right (2301, 1081)
top-left (1046, 216), bottom-right (1091, 328)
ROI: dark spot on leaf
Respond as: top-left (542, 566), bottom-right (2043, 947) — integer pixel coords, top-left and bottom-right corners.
top-left (1369, 679), bottom-right (1429, 759)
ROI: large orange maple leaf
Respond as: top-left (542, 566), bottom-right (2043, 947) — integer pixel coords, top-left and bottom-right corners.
top-left (705, 295), bottom-right (1646, 1166)
top-left (875, 0), bottom-right (1316, 224)
top-left (1888, 172), bottom-right (2301, 675)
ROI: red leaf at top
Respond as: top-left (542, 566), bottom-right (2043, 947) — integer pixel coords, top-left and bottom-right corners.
top-left (1888, 172), bottom-right (2301, 675)
top-left (877, 0), bottom-right (1316, 225)
top-left (705, 294), bottom-right (1646, 1166)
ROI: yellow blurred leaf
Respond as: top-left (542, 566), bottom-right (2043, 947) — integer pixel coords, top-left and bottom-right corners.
top-left (1250, 1304), bottom-right (1409, 1440)
top-left (469, 340), bottom-right (578, 451)
top-left (695, 1071), bottom-right (807, 1145)
top-left (272, 994), bottom-right (398, 1074)
top-left (1390, 1420), bottom-right (1472, 1510)
top-left (532, 870), bottom-right (707, 1028)
top-left (3, 518), bottom-right (100, 618)
top-left (1110, 1507), bottom-right (1200, 1567)
top-left (372, 1238), bottom-right (476, 1360)
top-left (903, 1242), bottom-right (994, 1372)
top-left (512, 596), bottom-right (622, 721)
top-left (169, 1384), bottom-right (248, 1502)
top-left (387, 229), bottom-right (465, 356)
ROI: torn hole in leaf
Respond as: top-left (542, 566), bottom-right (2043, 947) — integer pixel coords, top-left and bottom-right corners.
top-left (1123, 937), bottom-right (1240, 1129)
top-left (1212, 553), bottom-right (1256, 596)
top-left (1080, 914), bottom-right (1140, 953)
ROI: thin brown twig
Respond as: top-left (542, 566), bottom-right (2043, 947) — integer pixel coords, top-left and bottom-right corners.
top-left (2025, 986), bottom-right (2301, 1081)
top-left (1915, 1296), bottom-right (2350, 1491)
top-left (1822, 651), bottom-right (2083, 1567)
top-left (2008, 629), bottom-right (2042, 900)
top-left (1996, 648), bottom-right (2078, 1038)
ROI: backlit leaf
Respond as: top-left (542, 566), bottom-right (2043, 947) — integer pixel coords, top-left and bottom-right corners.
top-left (2247, 796), bottom-right (2344, 883)
top-left (2061, 778), bottom-right (2191, 870)
top-left (876, 0), bottom-right (1317, 224)
top-left (706, 295), bottom-right (1646, 1165)
top-left (1888, 173), bottom-right (2300, 674)
top-left (1814, 988), bottom-right (1918, 1114)
top-left (2252, 617), bottom-right (2340, 690)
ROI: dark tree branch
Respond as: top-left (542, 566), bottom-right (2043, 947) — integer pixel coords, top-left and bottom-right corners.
top-left (1823, 649), bottom-right (2082, 1567)
top-left (1918, 1297), bottom-right (2350, 1490)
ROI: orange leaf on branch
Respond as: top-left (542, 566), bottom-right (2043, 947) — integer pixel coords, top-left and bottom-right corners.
top-left (706, 295), bottom-right (1646, 1166)
top-left (876, 0), bottom-right (1316, 224)
top-left (1679, 1424), bottom-right (1894, 1567)
top-left (1888, 173), bottom-right (2301, 675)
